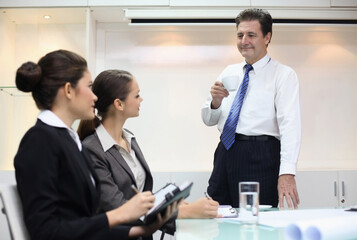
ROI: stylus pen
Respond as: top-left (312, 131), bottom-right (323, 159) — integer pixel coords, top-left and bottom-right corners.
top-left (131, 184), bottom-right (139, 194)
top-left (204, 191), bottom-right (212, 200)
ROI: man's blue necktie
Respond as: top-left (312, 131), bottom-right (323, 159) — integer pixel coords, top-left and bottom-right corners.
top-left (221, 64), bottom-right (253, 150)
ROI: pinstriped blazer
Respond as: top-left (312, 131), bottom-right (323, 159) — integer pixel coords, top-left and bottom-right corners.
top-left (82, 130), bottom-right (153, 212)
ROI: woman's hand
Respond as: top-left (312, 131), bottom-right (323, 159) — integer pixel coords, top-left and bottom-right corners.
top-left (106, 191), bottom-right (155, 227)
top-left (129, 200), bottom-right (179, 238)
top-left (178, 198), bottom-right (219, 219)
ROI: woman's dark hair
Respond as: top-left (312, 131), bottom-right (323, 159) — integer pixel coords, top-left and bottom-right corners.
top-left (15, 49), bottom-right (87, 110)
top-left (235, 8), bottom-right (273, 44)
top-left (77, 70), bottom-right (134, 140)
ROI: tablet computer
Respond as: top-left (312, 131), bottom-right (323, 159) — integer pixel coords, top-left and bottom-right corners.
top-left (143, 181), bottom-right (193, 224)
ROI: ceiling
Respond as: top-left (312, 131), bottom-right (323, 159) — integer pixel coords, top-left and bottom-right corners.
top-left (1, 6), bottom-right (356, 25)
top-left (0, 7), bottom-right (129, 25)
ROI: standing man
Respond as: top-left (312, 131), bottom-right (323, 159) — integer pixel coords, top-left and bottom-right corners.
top-left (202, 8), bottom-right (301, 209)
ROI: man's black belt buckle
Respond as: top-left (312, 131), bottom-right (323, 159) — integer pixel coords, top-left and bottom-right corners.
top-left (235, 134), bottom-right (271, 141)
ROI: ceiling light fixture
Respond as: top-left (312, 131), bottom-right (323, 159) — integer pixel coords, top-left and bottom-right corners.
top-left (43, 15), bottom-right (51, 20)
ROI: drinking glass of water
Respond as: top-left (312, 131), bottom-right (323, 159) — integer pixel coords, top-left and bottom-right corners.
top-left (239, 182), bottom-right (260, 225)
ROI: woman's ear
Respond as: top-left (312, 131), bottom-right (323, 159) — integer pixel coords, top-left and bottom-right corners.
top-left (114, 98), bottom-right (124, 111)
top-left (63, 82), bottom-right (73, 99)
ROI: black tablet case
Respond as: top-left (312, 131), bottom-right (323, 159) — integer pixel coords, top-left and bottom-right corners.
top-left (143, 181), bottom-right (193, 224)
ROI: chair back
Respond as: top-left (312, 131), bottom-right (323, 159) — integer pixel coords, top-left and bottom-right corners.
top-left (0, 184), bottom-right (30, 240)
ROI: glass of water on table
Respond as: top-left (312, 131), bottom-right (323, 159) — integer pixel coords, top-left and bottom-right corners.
top-left (239, 182), bottom-right (260, 225)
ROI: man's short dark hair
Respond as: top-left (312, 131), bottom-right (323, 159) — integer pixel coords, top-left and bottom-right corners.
top-left (235, 8), bottom-right (273, 41)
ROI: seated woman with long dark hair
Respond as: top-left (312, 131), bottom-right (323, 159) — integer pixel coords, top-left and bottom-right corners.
top-left (77, 70), bottom-right (219, 228)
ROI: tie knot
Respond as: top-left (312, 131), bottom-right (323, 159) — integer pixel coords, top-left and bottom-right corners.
top-left (245, 64), bottom-right (253, 72)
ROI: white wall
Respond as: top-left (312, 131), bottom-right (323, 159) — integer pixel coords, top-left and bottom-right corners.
top-left (273, 25), bottom-right (357, 170)
top-left (0, 12), bottom-right (20, 170)
top-left (0, 21), bottom-right (86, 170)
top-left (96, 23), bottom-right (357, 172)
top-left (0, 11), bottom-right (16, 86)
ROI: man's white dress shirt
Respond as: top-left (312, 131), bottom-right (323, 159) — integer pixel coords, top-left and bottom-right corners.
top-left (202, 54), bottom-right (301, 175)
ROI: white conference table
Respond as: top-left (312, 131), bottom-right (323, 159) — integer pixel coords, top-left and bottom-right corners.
top-left (176, 208), bottom-right (357, 240)
top-left (176, 218), bottom-right (284, 240)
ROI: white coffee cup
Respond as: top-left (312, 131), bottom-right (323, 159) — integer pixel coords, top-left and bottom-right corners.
top-left (239, 182), bottom-right (260, 225)
top-left (221, 75), bottom-right (239, 91)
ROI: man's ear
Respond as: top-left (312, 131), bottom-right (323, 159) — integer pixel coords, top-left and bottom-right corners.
top-left (63, 82), bottom-right (73, 99)
top-left (114, 98), bottom-right (124, 111)
top-left (265, 32), bottom-right (272, 46)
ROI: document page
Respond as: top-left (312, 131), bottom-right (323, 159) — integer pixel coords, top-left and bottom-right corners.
top-left (217, 205), bottom-right (238, 218)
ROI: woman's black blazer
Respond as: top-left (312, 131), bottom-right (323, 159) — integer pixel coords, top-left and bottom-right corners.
top-left (14, 120), bottom-right (131, 240)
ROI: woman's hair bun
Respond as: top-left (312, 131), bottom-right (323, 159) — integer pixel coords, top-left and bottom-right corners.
top-left (15, 61), bottom-right (42, 92)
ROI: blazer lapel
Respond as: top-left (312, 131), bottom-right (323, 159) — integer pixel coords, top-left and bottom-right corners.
top-left (59, 129), bottom-right (98, 209)
top-left (107, 147), bottom-right (136, 183)
top-left (131, 139), bottom-right (151, 174)
top-left (131, 138), bottom-right (153, 191)
top-left (82, 148), bottom-right (101, 204)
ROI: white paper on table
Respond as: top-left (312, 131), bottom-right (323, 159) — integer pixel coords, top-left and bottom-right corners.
top-left (217, 205), bottom-right (238, 218)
